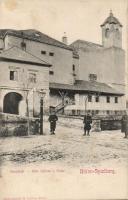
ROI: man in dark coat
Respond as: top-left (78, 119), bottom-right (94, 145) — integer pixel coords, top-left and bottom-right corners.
top-left (121, 113), bottom-right (128, 138)
top-left (83, 113), bottom-right (92, 136)
top-left (48, 111), bottom-right (58, 135)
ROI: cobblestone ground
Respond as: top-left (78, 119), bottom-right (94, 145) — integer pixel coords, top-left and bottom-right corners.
top-left (0, 121), bottom-right (128, 167)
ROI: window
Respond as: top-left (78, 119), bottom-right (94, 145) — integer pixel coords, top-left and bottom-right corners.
top-left (72, 65), bottom-right (75, 71)
top-left (34, 32), bottom-right (40, 37)
top-left (41, 50), bottom-right (46, 55)
top-left (115, 111), bottom-right (118, 115)
top-left (72, 110), bottom-right (75, 115)
top-left (96, 110), bottom-right (99, 114)
top-left (95, 95), bottom-right (100, 102)
top-left (49, 71), bottom-right (54, 75)
top-left (21, 42), bottom-right (26, 51)
top-left (77, 110), bottom-right (80, 115)
top-left (105, 28), bottom-right (109, 38)
top-left (107, 110), bottom-right (110, 115)
top-left (89, 74), bottom-right (97, 81)
top-left (29, 73), bottom-right (36, 83)
top-left (115, 97), bottom-right (118, 103)
top-left (106, 96), bottom-right (110, 103)
top-left (10, 71), bottom-right (18, 81)
top-left (116, 29), bottom-right (120, 39)
top-left (88, 95), bottom-right (92, 102)
top-left (49, 52), bottom-right (54, 56)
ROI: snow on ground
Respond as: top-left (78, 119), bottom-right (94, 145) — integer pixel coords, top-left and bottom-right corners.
top-left (0, 120), bottom-right (128, 200)
top-left (0, 120), bottom-right (128, 168)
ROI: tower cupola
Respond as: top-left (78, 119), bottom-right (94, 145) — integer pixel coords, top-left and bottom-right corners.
top-left (101, 10), bottom-right (122, 48)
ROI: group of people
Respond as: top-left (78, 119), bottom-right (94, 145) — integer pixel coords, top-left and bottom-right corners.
top-left (48, 111), bottom-right (92, 136)
top-left (48, 111), bottom-right (128, 138)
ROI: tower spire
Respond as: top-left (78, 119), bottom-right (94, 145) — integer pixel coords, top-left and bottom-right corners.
top-left (110, 9), bottom-right (113, 16)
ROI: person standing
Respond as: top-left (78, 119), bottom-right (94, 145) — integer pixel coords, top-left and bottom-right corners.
top-left (83, 113), bottom-right (92, 136)
top-left (121, 113), bottom-right (128, 138)
top-left (48, 111), bottom-right (58, 135)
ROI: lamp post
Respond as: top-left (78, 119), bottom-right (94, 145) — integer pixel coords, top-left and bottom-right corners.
top-left (85, 94), bottom-right (88, 115)
top-left (39, 90), bottom-right (46, 135)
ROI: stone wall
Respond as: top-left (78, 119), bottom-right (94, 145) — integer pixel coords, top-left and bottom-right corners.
top-left (0, 113), bottom-right (40, 137)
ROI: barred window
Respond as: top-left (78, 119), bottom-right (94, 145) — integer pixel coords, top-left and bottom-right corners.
top-left (89, 74), bottom-right (97, 81)
top-left (29, 73), bottom-right (36, 83)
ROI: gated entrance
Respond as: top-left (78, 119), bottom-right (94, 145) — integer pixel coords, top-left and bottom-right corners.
top-left (3, 92), bottom-right (23, 115)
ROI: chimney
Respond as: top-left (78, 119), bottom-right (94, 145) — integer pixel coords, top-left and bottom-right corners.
top-left (62, 32), bottom-right (68, 45)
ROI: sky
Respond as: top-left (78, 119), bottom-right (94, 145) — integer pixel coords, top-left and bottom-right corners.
top-left (0, 0), bottom-right (128, 96)
top-left (0, 0), bottom-right (127, 50)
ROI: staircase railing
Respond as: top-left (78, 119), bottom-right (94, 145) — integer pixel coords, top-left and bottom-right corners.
top-left (55, 99), bottom-right (75, 113)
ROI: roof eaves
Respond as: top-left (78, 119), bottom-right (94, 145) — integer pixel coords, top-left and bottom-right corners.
top-left (4, 31), bottom-right (73, 51)
top-left (0, 57), bottom-right (51, 67)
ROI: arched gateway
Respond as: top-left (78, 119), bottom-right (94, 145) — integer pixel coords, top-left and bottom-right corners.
top-left (3, 92), bottom-right (23, 115)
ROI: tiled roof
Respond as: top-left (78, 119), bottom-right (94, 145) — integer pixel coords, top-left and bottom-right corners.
top-left (50, 80), bottom-right (124, 95)
top-left (70, 40), bottom-right (103, 51)
top-left (0, 46), bottom-right (51, 66)
top-left (101, 12), bottom-right (122, 27)
top-left (0, 29), bottom-right (72, 51)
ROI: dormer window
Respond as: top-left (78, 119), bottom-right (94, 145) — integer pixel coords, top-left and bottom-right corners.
top-left (21, 42), bottom-right (26, 51)
top-left (34, 32), bottom-right (40, 37)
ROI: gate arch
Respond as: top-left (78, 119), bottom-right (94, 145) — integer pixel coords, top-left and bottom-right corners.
top-left (3, 92), bottom-right (23, 115)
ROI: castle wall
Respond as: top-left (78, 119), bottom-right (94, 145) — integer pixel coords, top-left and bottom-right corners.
top-left (4, 34), bottom-right (74, 85)
top-left (78, 47), bottom-right (125, 91)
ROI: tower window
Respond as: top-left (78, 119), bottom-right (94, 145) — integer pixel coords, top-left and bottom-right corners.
top-left (10, 71), bottom-right (18, 81)
top-left (105, 28), bottom-right (109, 38)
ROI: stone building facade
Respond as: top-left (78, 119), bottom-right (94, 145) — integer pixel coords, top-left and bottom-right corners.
top-left (0, 46), bottom-right (50, 117)
top-left (0, 11), bottom-right (126, 116)
top-left (71, 11), bottom-right (125, 93)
